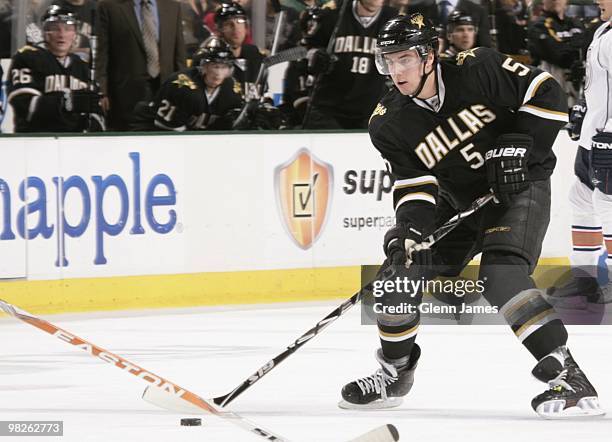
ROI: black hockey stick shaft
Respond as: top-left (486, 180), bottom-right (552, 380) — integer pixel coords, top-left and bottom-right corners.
top-left (301, 0), bottom-right (351, 128)
top-left (263, 46), bottom-right (307, 67)
top-left (213, 192), bottom-right (495, 407)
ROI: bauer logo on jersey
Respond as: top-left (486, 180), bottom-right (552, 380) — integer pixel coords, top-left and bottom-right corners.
top-left (274, 149), bottom-right (333, 249)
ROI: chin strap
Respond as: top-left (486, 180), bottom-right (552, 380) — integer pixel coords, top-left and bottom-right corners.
top-left (408, 58), bottom-right (438, 98)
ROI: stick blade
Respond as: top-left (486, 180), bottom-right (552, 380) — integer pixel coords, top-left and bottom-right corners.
top-left (347, 424), bottom-right (400, 442)
top-left (142, 386), bottom-right (206, 415)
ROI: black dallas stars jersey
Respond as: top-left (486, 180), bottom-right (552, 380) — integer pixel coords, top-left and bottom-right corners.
top-left (369, 48), bottom-right (568, 233)
top-left (8, 45), bottom-right (91, 132)
top-left (311, 3), bottom-right (397, 119)
top-left (144, 68), bottom-right (243, 131)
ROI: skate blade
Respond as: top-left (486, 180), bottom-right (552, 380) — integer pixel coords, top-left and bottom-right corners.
top-left (536, 397), bottom-right (606, 419)
top-left (338, 397), bottom-right (403, 410)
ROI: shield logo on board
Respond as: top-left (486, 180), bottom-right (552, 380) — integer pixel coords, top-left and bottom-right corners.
top-left (274, 148), bottom-right (333, 249)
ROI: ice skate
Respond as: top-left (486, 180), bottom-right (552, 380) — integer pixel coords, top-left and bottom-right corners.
top-left (544, 277), bottom-right (599, 309)
top-left (338, 345), bottom-right (420, 410)
top-left (531, 346), bottom-right (605, 419)
top-left (591, 282), bottom-right (612, 304)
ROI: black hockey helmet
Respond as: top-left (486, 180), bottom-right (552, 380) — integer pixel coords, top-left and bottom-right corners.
top-left (42, 4), bottom-right (78, 30)
top-left (299, 6), bottom-right (327, 46)
top-left (446, 10), bottom-right (477, 34)
top-left (193, 37), bottom-right (235, 67)
top-left (375, 13), bottom-right (439, 75)
top-left (215, 2), bottom-right (248, 26)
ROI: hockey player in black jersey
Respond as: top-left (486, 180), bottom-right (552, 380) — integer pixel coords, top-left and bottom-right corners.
top-left (7, 5), bottom-right (103, 133)
top-left (528, 0), bottom-right (586, 106)
top-left (303, 0), bottom-right (397, 129)
top-left (216, 2), bottom-right (264, 98)
top-left (131, 38), bottom-right (243, 131)
top-left (339, 13), bottom-right (604, 419)
top-left (440, 10), bottom-right (477, 60)
top-left (282, 6), bottom-right (324, 127)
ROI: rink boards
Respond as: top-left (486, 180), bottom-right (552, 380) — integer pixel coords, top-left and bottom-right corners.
top-left (0, 131), bottom-right (576, 313)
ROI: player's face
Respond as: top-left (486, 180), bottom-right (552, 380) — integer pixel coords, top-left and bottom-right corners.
top-left (44, 22), bottom-right (76, 57)
top-left (543, 0), bottom-right (567, 15)
top-left (358, 0), bottom-right (384, 13)
top-left (449, 25), bottom-right (476, 51)
top-left (384, 49), bottom-right (430, 96)
top-left (203, 62), bottom-right (232, 89)
top-left (221, 18), bottom-right (247, 47)
top-left (597, 0), bottom-right (612, 20)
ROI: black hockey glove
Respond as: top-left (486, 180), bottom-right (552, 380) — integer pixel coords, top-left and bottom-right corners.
top-left (485, 133), bottom-right (532, 205)
top-left (62, 90), bottom-right (102, 114)
top-left (591, 131), bottom-right (612, 194)
top-left (383, 223), bottom-right (433, 267)
top-left (251, 101), bottom-right (288, 130)
top-left (566, 99), bottom-right (587, 141)
top-left (306, 48), bottom-right (335, 75)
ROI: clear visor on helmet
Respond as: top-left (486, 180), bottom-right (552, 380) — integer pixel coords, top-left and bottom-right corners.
top-left (43, 15), bottom-right (77, 31)
top-left (374, 45), bottom-right (426, 75)
top-left (201, 59), bottom-right (235, 76)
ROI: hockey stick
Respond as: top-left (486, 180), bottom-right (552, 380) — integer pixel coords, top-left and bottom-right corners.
top-left (263, 46), bottom-right (307, 68)
top-left (301, 0), bottom-right (351, 128)
top-left (0, 300), bottom-right (400, 442)
top-left (144, 192), bottom-right (495, 410)
top-left (0, 300), bottom-right (287, 441)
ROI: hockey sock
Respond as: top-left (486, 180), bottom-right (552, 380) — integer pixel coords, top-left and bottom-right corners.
top-left (522, 319), bottom-right (568, 360)
top-left (605, 233), bottom-right (612, 273)
top-left (571, 224), bottom-right (603, 270)
top-left (501, 288), bottom-right (568, 360)
top-left (480, 252), bottom-right (568, 360)
top-left (378, 322), bottom-right (418, 361)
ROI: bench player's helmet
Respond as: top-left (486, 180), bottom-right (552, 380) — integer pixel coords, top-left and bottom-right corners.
top-left (42, 4), bottom-right (78, 30)
top-left (299, 6), bottom-right (327, 47)
top-left (193, 37), bottom-right (235, 68)
top-left (446, 10), bottom-right (477, 34)
top-left (374, 13), bottom-right (438, 75)
top-left (215, 2), bottom-right (248, 27)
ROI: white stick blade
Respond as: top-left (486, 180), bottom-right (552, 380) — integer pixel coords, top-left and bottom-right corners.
top-left (142, 386), bottom-right (206, 415)
top-left (347, 424), bottom-right (400, 442)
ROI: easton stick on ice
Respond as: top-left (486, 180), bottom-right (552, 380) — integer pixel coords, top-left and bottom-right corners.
top-left (1, 300), bottom-right (401, 442)
top-left (0, 300), bottom-right (287, 441)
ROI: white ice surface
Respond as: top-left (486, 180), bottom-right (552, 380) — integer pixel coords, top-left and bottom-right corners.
top-left (1, 301), bottom-right (611, 442)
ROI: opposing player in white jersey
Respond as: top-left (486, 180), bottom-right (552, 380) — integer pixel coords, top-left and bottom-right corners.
top-left (552, 0), bottom-right (612, 304)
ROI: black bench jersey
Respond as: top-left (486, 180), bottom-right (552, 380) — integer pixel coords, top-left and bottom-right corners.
top-left (311, 4), bottom-right (397, 118)
top-left (8, 45), bottom-right (92, 132)
top-left (147, 67), bottom-right (242, 131)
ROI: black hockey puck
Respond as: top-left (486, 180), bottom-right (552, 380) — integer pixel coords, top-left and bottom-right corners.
top-left (180, 418), bottom-right (202, 426)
